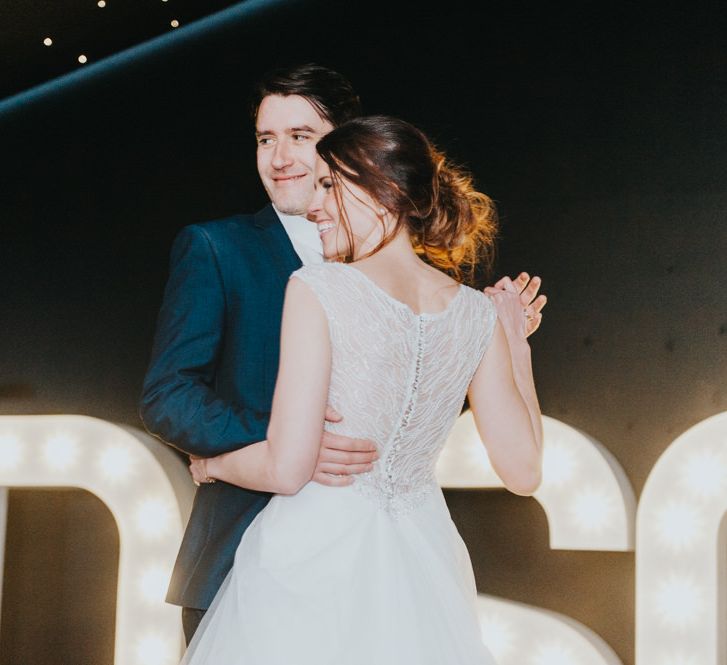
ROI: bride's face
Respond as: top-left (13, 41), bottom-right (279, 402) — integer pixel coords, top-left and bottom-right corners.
top-left (307, 157), bottom-right (386, 261)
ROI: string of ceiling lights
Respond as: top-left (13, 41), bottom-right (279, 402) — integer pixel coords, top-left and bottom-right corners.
top-left (41, 0), bottom-right (181, 66)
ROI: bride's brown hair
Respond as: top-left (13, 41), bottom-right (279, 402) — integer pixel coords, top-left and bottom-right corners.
top-left (315, 115), bottom-right (498, 283)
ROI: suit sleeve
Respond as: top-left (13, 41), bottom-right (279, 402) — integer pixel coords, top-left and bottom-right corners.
top-left (139, 225), bottom-right (268, 456)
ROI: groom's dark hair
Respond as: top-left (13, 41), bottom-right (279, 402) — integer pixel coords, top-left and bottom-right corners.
top-left (251, 63), bottom-right (362, 128)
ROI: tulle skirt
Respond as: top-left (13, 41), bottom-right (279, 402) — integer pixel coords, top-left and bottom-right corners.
top-left (181, 482), bottom-right (495, 664)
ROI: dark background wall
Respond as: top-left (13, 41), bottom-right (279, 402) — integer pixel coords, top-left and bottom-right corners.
top-left (1, 1), bottom-right (726, 663)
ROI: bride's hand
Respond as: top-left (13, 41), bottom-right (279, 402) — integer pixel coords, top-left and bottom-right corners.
top-left (189, 455), bottom-right (215, 486)
top-left (484, 277), bottom-right (532, 343)
top-left (487, 272), bottom-right (546, 337)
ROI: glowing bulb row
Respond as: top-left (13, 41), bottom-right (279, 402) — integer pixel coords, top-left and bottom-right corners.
top-left (1, 431), bottom-right (177, 541)
top-left (42, 12), bottom-right (182, 59)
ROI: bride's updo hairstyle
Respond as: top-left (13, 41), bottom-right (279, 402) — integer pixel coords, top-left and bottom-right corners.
top-left (315, 115), bottom-right (498, 283)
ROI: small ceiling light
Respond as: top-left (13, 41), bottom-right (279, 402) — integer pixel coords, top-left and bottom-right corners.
top-left (170, 19), bottom-right (179, 28)
top-left (97, 0), bottom-right (106, 6)
top-left (43, 37), bottom-right (53, 46)
top-left (78, 54), bottom-right (88, 64)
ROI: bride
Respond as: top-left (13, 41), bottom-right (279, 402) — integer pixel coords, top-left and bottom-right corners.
top-left (182, 115), bottom-right (542, 664)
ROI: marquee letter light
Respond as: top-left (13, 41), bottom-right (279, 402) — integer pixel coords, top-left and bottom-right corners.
top-left (0, 415), bottom-right (194, 665)
top-left (476, 595), bottom-right (623, 665)
top-left (437, 412), bottom-right (634, 664)
top-left (437, 413), bottom-right (636, 551)
top-left (0, 487), bottom-right (7, 621)
top-left (636, 411), bottom-right (727, 665)
top-left (12, 411), bottom-right (721, 663)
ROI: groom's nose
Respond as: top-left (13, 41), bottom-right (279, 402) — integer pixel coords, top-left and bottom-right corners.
top-left (271, 140), bottom-right (293, 170)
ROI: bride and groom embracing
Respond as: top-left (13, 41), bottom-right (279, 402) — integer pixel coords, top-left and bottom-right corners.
top-left (140, 63), bottom-right (546, 663)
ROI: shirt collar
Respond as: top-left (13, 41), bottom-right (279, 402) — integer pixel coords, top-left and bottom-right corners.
top-left (273, 205), bottom-right (323, 256)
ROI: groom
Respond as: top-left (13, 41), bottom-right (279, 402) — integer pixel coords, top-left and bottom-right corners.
top-left (139, 63), bottom-right (546, 645)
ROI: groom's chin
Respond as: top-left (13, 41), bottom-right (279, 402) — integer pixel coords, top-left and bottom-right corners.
top-left (270, 191), bottom-right (313, 217)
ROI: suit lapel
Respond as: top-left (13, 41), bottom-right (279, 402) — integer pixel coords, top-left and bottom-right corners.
top-left (253, 204), bottom-right (303, 284)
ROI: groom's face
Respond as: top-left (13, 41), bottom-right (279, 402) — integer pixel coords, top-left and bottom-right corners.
top-left (256, 94), bottom-right (334, 216)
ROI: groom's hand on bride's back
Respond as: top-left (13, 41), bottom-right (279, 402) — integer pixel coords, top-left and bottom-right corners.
top-left (313, 407), bottom-right (379, 487)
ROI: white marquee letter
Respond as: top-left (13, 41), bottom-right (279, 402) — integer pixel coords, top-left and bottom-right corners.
top-left (636, 411), bottom-right (727, 665)
top-left (437, 412), bottom-right (634, 664)
top-left (0, 415), bottom-right (193, 665)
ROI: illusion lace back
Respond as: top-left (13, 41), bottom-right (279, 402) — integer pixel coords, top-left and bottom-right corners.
top-left (181, 262), bottom-right (499, 665)
top-left (294, 263), bottom-right (497, 517)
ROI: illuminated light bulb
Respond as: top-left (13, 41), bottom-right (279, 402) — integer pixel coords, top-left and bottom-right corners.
top-left (654, 500), bottom-right (702, 551)
top-left (461, 436), bottom-right (495, 472)
top-left (78, 55), bottom-right (88, 64)
top-left (569, 486), bottom-right (613, 532)
top-left (654, 574), bottom-right (703, 627)
top-left (680, 449), bottom-right (727, 499)
top-left (135, 497), bottom-right (173, 538)
top-left (435, 413), bottom-right (497, 486)
top-left (98, 444), bottom-right (134, 482)
top-left (445, 440), bottom-right (494, 476)
top-left (0, 434), bottom-right (23, 470)
top-left (97, 0), bottom-right (106, 6)
top-left (136, 633), bottom-right (175, 665)
top-left (541, 440), bottom-right (577, 487)
top-left (479, 613), bottom-right (515, 660)
top-left (170, 19), bottom-right (179, 28)
top-left (531, 642), bottom-right (577, 665)
top-left (43, 433), bottom-right (79, 470)
top-left (43, 37), bottom-right (53, 46)
top-left (138, 563), bottom-right (170, 604)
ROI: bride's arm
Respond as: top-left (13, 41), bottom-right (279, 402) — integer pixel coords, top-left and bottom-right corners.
top-left (198, 278), bottom-right (331, 494)
top-left (467, 315), bottom-right (543, 496)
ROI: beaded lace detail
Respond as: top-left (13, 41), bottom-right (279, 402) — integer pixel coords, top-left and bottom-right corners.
top-left (292, 263), bottom-right (497, 518)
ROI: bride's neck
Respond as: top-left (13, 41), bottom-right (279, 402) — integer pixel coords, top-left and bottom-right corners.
top-left (352, 228), bottom-right (426, 275)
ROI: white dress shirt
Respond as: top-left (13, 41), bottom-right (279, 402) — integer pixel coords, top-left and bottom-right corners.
top-left (274, 206), bottom-right (324, 266)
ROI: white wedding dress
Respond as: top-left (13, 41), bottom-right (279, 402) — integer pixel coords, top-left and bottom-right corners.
top-left (181, 262), bottom-right (498, 665)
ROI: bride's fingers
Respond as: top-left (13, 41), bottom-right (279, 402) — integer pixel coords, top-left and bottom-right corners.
top-left (189, 465), bottom-right (203, 484)
top-left (531, 294), bottom-right (548, 313)
top-left (512, 272), bottom-right (530, 292)
top-left (518, 276), bottom-right (541, 306)
top-left (491, 272), bottom-right (528, 291)
top-left (498, 276), bottom-right (518, 293)
top-left (525, 311), bottom-right (543, 337)
top-left (490, 276), bottom-right (507, 290)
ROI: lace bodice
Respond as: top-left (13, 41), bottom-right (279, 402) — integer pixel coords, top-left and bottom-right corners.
top-left (292, 263), bottom-right (497, 517)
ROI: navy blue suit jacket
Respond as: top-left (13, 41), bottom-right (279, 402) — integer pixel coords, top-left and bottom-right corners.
top-left (139, 204), bottom-right (303, 609)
